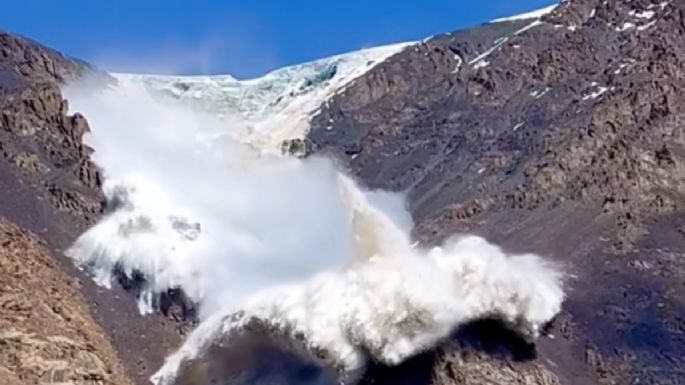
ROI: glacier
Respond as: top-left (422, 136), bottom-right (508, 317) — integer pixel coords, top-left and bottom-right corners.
top-left (64, 39), bottom-right (565, 385)
top-left (115, 42), bottom-right (411, 154)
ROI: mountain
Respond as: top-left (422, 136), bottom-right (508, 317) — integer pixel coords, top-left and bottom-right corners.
top-left (307, 1), bottom-right (685, 384)
top-left (0, 0), bottom-right (683, 385)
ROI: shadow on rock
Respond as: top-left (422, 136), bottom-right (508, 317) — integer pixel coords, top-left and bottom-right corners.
top-left (452, 318), bottom-right (538, 361)
top-left (360, 318), bottom-right (538, 385)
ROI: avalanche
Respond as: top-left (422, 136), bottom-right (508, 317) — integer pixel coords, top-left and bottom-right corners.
top-left (115, 42), bottom-right (411, 154)
top-left (64, 42), bottom-right (564, 385)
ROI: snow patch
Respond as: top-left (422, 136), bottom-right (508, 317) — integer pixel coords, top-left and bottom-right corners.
top-left (515, 20), bottom-right (544, 35)
top-left (630, 10), bottom-right (655, 19)
top-left (613, 63), bottom-right (629, 75)
top-left (582, 85), bottom-right (609, 101)
top-left (469, 37), bottom-right (508, 67)
top-left (617, 22), bottom-right (636, 31)
top-left (473, 60), bottom-right (489, 69)
top-left (637, 20), bottom-right (657, 31)
top-left (530, 87), bottom-right (551, 99)
top-left (652, 1), bottom-right (669, 10)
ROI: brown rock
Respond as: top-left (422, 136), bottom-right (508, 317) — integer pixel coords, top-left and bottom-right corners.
top-left (0, 218), bottom-right (131, 385)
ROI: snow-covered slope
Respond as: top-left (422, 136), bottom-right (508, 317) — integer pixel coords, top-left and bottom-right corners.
top-left (490, 3), bottom-right (558, 23)
top-left (116, 43), bottom-right (410, 153)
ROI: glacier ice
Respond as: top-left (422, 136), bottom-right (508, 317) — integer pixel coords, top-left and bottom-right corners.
top-left (113, 42), bottom-right (411, 154)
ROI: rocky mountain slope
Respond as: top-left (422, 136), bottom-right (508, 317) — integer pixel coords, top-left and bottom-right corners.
top-left (0, 218), bottom-right (131, 385)
top-left (0, 31), bottom-right (128, 384)
top-left (1, 0), bottom-right (684, 385)
top-left (0, 32), bottom-right (183, 385)
top-left (308, 0), bottom-right (685, 384)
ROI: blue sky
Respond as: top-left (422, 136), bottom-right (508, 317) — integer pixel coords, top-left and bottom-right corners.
top-left (1, 0), bottom-right (556, 78)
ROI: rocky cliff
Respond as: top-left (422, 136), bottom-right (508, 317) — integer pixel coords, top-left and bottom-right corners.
top-left (0, 32), bottom-right (183, 385)
top-left (0, 31), bottom-right (130, 385)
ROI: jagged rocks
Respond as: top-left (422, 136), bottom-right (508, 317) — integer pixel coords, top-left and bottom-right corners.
top-left (0, 33), bottom-right (171, 385)
top-left (0, 218), bottom-right (131, 385)
top-left (0, 33), bottom-right (104, 221)
top-left (281, 137), bottom-right (318, 158)
top-left (0, 32), bottom-right (90, 85)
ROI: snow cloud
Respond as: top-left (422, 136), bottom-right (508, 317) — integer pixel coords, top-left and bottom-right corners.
top-left (64, 72), bottom-right (564, 385)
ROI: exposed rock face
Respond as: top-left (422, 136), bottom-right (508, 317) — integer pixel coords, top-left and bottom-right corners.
top-left (0, 218), bottom-right (131, 385)
top-left (308, 0), bottom-right (685, 384)
top-left (0, 32), bottom-right (90, 84)
top-left (0, 32), bottom-right (102, 220)
top-left (0, 32), bottom-right (182, 385)
top-left (0, 31), bottom-right (130, 385)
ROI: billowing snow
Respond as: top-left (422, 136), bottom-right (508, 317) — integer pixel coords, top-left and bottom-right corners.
top-left (490, 3), bottom-right (558, 23)
top-left (64, 28), bottom-right (564, 385)
top-left (115, 42), bottom-right (411, 154)
top-left (452, 54), bottom-right (464, 74)
top-left (65, 74), bottom-right (564, 385)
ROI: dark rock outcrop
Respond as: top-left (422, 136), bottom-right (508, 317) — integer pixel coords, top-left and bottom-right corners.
top-left (308, 1), bottom-right (685, 384)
